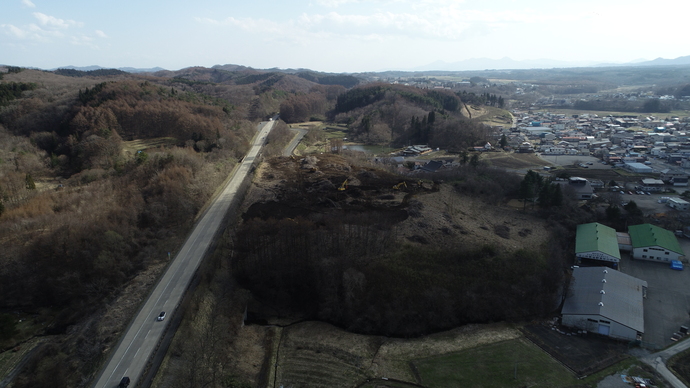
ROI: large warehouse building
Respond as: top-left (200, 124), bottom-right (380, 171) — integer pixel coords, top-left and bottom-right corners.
top-left (562, 267), bottom-right (647, 341)
top-left (628, 224), bottom-right (685, 262)
top-left (575, 223), bottom-right (621, 266)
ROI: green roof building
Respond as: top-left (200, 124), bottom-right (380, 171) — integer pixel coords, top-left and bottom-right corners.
top-left (628, 224), bottom-right (685, 262)
top-left (576, 223), bottom-right (621, 264)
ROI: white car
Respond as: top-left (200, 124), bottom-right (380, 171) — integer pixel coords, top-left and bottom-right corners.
top-left (157, 311), bottom-right (166, 321)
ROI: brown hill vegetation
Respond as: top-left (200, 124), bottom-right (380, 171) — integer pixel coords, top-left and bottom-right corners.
top-left (1, 65), bottom-right (531, 386)
top-left (233, 154), bottom-right (572, 337)
top-left (0, 68), bottom-right (276, 387)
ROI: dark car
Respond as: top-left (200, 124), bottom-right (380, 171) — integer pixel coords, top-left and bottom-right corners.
top-left (119, 376), bottom-right (130, 388)
top-left (157, 311), bottom-right (166, 321)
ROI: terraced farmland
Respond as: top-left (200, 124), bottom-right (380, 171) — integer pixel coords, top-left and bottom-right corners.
top-left (277, 346), bottom-right (369, 387)
top-left (274, 322), bottom-right (380, 387)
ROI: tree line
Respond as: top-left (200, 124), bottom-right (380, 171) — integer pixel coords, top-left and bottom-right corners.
top-left (0, 82), bottom-right (37, 106)
top-left (233, 211), bottom-right (565, 337)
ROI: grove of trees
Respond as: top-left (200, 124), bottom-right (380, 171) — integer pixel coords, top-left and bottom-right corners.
top-left (0, 71), bottom-right (266, 387)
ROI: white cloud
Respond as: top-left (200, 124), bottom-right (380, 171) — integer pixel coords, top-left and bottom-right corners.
top-left (21, 0), bottom-right (36, 8)
top-left (196, 16), bottom-right (284, 35)
top-left (33, 12), bottom-right (83, 29)
top-left (71, 35), bottom-right (98, 49)
top-left (95, 30), bottom-right (107, 38)
top-left (198, 4), bottom-right (546, 47)
top-left (315, 0), bottom-right (361, 6)
top-left (2, 24), bottom-right (27, 38)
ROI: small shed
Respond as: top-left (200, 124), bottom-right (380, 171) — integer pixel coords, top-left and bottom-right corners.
top-left (617, 232), bottom-right (632, 252)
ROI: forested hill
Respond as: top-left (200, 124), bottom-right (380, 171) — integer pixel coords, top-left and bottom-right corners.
top-left (54, 68), bottom-right (128, 77)
top-left (153, 66), bottom-right (359, 89)
top-left (323, 82), bottom-right (501, 150)
top-left (0, 68), bottom-right (297, 387)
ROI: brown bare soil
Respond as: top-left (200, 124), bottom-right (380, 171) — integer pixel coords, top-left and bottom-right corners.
top-left (482, 152), bottom-right (549, 170)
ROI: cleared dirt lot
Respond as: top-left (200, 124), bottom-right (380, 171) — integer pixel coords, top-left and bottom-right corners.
top-left (539, 154), bottom-right (611, 170)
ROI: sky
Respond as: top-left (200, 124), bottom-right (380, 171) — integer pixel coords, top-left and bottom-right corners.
top-left (1, 0), bottom-right (688, 73)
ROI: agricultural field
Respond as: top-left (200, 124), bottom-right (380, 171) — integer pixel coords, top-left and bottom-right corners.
top-left (465, 105), bottom-right (514, 128)
top-left (266, 322), bottom-right (644, 388)
top-left (270, 321), bottom-right (524, 388)
top-left (121, 137), bottom-right (178, 154)
top-left (411, 338), bottom-right (579, 387)
top-left (288, 121), bottom-right (349, 139)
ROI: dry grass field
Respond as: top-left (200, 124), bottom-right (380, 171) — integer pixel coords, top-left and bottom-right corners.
top-left (271, 321), bottom-right (522, 387)
top-left (481, 152), bottom-right (549, 170)
top-left (412, 338), bottom-right (580, 388)
top-left (121, 137), bottom-right (179, 155)
top-left (462, 105), bottom-right (514, 128)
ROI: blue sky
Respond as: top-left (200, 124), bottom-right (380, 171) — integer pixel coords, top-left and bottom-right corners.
top-left (1, 0), bottom-right (687, 73)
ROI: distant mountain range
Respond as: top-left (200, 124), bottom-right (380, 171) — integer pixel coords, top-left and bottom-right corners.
top-left (409, 55), bottom-right (690, 72)
top-left (26, 55), bottom-right (690, 75)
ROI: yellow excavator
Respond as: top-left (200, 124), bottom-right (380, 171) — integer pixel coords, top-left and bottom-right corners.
top-left (393, 181), bottom-right (407, 190)
top-left (338, 179), bottom-right (349, 191)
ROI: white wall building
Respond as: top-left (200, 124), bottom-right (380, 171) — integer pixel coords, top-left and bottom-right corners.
top-left (668, 197), bottom-right (690, 211)
top-left (562, 267), bottom-right (646, 341)
top-left (628, 224), bottom-right (685, 262)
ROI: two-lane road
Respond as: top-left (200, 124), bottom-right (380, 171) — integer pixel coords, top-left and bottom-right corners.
top-left (93, 120), bottom-right (274, 388)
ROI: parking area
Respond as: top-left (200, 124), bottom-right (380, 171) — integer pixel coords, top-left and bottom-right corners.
top-left (618, 247), bottom-right (690, 349)
top-left (619, 191), bottom-right (674, 215)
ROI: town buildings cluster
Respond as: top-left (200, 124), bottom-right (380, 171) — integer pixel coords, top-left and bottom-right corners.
top-left (505, 111), bottom-right (690, 185)
top-left (561, 222), bottom-right (685, 342)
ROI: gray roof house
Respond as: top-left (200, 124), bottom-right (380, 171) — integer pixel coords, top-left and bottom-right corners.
top-left (555, 177), bottom-right (594, 200)
top-left (561, 267), bottom-right (647, 341)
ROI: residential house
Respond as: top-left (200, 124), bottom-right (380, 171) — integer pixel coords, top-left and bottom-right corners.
top-left (556, 177), bottom-right (594, 200)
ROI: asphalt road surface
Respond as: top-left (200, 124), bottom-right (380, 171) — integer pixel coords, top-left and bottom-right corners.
top-left (92, 120), bottom-right (275, 388)
top-left (283, 127), bottom-right (307, 156)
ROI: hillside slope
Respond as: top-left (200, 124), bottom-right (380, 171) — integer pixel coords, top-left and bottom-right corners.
top-left (233, 154), bottom-right (565, 336)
